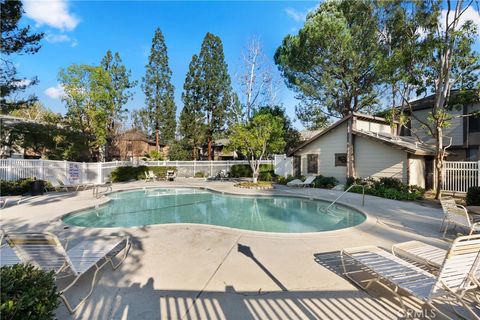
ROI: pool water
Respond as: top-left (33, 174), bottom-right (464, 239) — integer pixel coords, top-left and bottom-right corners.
top-left (62, 188), bottom-right (366, 233)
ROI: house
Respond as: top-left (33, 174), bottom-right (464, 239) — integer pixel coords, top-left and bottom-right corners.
top-left (400, 93), bottom-right (480, 161)
top-left (200, 138), bottom-right (239, 160)
top-left (112, 129), bottom-right (168, 160)
top-left (289, 113), bottom-right (436, 188)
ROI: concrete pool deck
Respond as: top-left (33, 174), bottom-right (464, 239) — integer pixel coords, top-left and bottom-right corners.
top-left (0, 179), bottom-right (463, 319)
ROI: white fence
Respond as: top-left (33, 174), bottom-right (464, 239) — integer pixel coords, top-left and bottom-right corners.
top-left (442, 161), bottom-right (479, 194)
top-left (274, 154), bottom-right (293, 178)
top-left (0, 158), bottom-right (273, 184)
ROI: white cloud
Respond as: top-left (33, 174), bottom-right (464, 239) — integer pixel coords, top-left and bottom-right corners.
top-left (23, 0), bottom-right (79, 31)
top-left (284, 8), bottom-right (306, 22)
top-left (442, 7), bottom-right (480, 33)
top-left (45, 33), bottom-right (79, 47)
top-left (44, 84), bottom-right (65, 99)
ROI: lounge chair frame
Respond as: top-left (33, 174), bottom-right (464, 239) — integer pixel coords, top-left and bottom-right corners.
top-left (440, 198), bottom-right (480, 237)
top-left (3, 232), bottom-right (131, 314)
top-left (341, 235), bottom-right (480, 319)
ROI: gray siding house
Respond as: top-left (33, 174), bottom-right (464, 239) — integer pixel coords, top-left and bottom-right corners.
top-left (400, 94), bottom-right (480, 161)
top-left (289, 113), bottom-right (436, 188)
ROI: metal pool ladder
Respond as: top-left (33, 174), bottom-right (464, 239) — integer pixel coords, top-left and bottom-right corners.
top-left (326, 183), bottom-right (365, 212)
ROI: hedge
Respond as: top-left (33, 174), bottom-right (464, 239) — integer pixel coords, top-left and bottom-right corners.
top-left (0, 179), bottom-right (52, 196)
top-left (229, 164), bottom-right (276, 181)
top-left (110, 166), bottom-right (177, 182)
top-left (346, 177), bottom-right (425, 201)
top-left (0, 264), bottom-right (60, 320)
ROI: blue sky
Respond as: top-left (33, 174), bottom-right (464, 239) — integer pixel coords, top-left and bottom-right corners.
top-left (15, 0), bottom-right (318, 129)
top-left (13, 1), bottom-right (480, 130)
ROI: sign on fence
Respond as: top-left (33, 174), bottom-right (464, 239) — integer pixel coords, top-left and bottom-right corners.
top-left (68, 163), bottom-right (80, 184)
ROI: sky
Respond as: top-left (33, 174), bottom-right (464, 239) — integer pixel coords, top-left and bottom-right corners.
top-left (11, 1), bottom-right (480, 130)
top-left (13, 0), bottom-right (319, 129)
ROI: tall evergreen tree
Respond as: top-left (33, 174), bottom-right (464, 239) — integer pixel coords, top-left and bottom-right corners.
top-left (101, 50), bottom-right (137, 159)
top-left (179, 54), bottom-right (205, 159)
top-left (1, 0), bottom-right (44, 113)
top-left (142, 28), bottom-right (176, 148)
top-left (198, 33), bottom-right (233, 160)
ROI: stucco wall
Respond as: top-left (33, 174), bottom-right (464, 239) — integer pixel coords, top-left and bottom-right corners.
top-left (354, 136), bottom-right (408, 183)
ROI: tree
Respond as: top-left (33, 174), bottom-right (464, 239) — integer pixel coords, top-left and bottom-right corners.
top-left (142, 28), bottom-right (176, 149)
top-left (274, 0), bottom-right (384, 178)
top-left (389, 1), bottom-right (479, 198)
top-left (228, 113), bottom-right (285, 183)
top-left (237, 37), bottom-right (279, 123)
top-left (101, 50), bottom-right (137, 160)
top-left (168, 139), bottom-right (191, 161)
top-left (59, 64), bottom-right (114, 161)
top-left (131, 108), bottom-right (151, 135)
top-left (179, 54), bottom-right (205, 159)
top-left (255, 106), bottom-right (301, 155)
top-left (1, 0), bottom-right (43, 113)
top-left (198, 33), bottom-right (234, 160)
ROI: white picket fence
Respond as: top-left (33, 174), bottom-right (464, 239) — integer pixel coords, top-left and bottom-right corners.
top-left (0, 158), bottom-right (273, 185)
top-left (442, 161), bottom-right (479, 194)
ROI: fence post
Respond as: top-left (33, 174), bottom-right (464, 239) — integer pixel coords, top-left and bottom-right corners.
top-left (478, 161), bottom-right (480, 187)
top-left (210, 160), bottom-right (213, 177)
top-left (40, 160), bottom-right (45, 180)
top-left (97, 162), bottom-right (103, 184)
top-left (82, 162), bottom-right (86, 184)
top-left (193, 160), bottom-right (196, 177)
top-left (7, 158), bottom-right (12, 180)
top-left (64, 160), bottom-right (68, 179)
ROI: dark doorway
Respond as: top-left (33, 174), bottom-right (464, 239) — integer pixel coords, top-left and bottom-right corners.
top-left (293, 156), bottom-right (301, 177)
top-left (425, 156), bottom-right (434, 190)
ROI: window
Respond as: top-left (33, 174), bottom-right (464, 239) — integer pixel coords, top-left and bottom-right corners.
top-left (469, 114), bottom-right (480, 133)
top-left (467, 148), bottom-right (479, 161)
top-left (307, 154), bottom-right (318, 174)
top-left (293, 156), bottom-right (301, 177)
top-left (335, 153), bottom-right (347, 167)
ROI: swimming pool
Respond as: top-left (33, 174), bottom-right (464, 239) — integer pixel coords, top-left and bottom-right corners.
top-left (62, 188), bottom-right (366, 233)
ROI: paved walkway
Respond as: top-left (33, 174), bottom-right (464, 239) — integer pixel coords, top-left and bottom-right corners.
top-left (0, 179), bottom-right (457, 319)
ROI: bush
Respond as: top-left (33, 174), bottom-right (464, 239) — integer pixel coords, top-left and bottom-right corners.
top-left (229, 164), bottom-right (276, 181)
top-left (346, 177), bottom-right (424, 201)
top-left (0, 178), bottom-right (51, 196)
top-left (467, 186), bottom-right (480, 206)
top-left (277, 175), bottom-right (296, 185)
top-left (313, 175), bottom-right (338, 189)
top-left (110, 166), bottom-right (177, 182)
top-left (0, 264), bottom-right (60, 320)
top-left (194, 172), bottom-right (206, 178)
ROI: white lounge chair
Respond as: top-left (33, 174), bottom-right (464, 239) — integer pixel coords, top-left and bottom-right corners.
top-left (341, 235), bottom-right (480, 319)
top-left (3, 232), bottom-right (131, 313)
top-left (166, 170), bottom-right (176, 181)
top-left (144, 170), bottom-right (157, 182)
top-left (286, 176), bottom-right (316, 187)
top-left (392, 239), bottom-right (480, 291)
top-left (57, 175), bottom-right (91, 191)
top-left (440, 198), bottom-right (480, 237)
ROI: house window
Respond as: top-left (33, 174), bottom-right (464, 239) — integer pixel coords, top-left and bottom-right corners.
top-left (335, 153), bottom-right (348, 167)
top-left (469, 115), bottom-right (480, 133)
top-left (467, 148), bottom-right (479, 161)
top-left (307, 154), bottom-right (318, 174)
top-left (293, 156), bottom-right (301, 177)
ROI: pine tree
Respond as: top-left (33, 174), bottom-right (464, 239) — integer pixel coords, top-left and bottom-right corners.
top-left (101, 50), bottom-right (137, 160)
top-left (179, 54), bottom-right (205, 159)
top-left (1, 0), bottom-right (44, 113)
top-left (142, 28), bottom-right (176, 148)
top-left (198, 33), bottom-right (233, 160)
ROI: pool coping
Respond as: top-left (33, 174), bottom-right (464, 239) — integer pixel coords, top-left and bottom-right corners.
top-left (57, 185), bottom-right (377, 239)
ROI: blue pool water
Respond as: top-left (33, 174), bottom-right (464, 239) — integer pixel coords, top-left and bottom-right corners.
top-left (62, 188), bottom-right (366, 233)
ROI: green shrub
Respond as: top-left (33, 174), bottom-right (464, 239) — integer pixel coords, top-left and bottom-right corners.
top-left (194, 172), bottom-right (206, 178)
top-left (110, 166), bottom-right (177, 182)
top-left (229, 164), bottom-right (275, 181)
top-left (313, 175), bottom-right (338, 189)
top-left (346, 177), bottom-right (424, 201)
top-left (0, 264), bottom-right (60, 320)
top-left (467, 186), bottom-right (480, 206)
top-left (0, 178), bottom-right (50, 196)
top-left (277, 175), bottom-right (296, 185)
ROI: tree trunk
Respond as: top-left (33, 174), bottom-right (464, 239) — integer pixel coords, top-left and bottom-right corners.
top-left (207, 137), bottom-right (212, 160)
top-left (252, 162), bottom-right (259, 183)
top-left (434, 127), bottom-right (444, 199)
top-left (155, 129), bottom-right (159, 152)
top-left (346, 117), bottom-right (355, 179)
